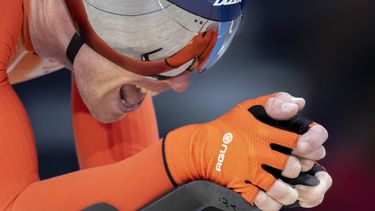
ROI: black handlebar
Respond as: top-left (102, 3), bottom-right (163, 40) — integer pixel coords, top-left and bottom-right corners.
top-left (84, 165), bottom-right (322, 211)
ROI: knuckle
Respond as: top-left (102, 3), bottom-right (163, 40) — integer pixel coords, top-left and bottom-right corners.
top-left (320, 126), bottom-right (329, 141)
top-left (298, 98), bottom-right (306, 107)
top-left (271, 106), bottom-right (283, 117)
top-left (308, 133), bottom-right (320, 148)
top-left (255, 192), bottom-right (267, 206)
top-left (263, 200), bottom-right (281, 211)
top-left (309, 188), bottom-right (325, 201)
top-left (266, 98), bottom-right (282, 115)
top-left (301, 160), bottom-right (314, 172)
top-left (302, 194), bottom-right (316, 204)
top-left (327, 175), bottom-right (333, 188)
top-left (316, 147), bottom-right (326, 160)
top-left (268, 203), bottom-right (283, 211)
top-left (322, 171), bottom-right (333, 189)
top-left (260, 203), bottom-right (282, 211)
top-left (289, 159), bottom-right (302, 178)
top-left (303, 126), bottom-right (328, 151)
top-left (269, 185), bottom-right (284, 199)
top-left (266, 97), bottom-right (276, 108)
top-left (285, 188), bottom-right (299, 205)
top-left (300, 138), bottom-right (317, 153)
top-left (276, 92), bottom-right (290, 98)
top-left (255, 192), bottom-right (282, 211)
top-left (300, 201), bottom-right (314, 208)
top-left (314, 125), bottom-right (329, 143)
top-left (269, 181), bottom-right (298, 205)
top-left (301, 197), bottom-right (324, 208)
top-left (298, 186), bottom-right (325, 203)
top-left (315, 197), bottom-right (325, 206)
top-left (294, 160), bottom-right (302, 174)
top-left (276, 92), bottom-right (295, 103)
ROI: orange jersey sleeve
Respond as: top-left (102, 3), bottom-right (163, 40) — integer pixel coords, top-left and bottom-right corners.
top-left (0, 0), bottom-right (23, 75)
top-left (72, 78), bottom-right (160, 169)
top-left (1, 1), bottom-right (173, 210)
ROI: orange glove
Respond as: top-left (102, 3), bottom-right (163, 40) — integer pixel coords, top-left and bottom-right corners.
top-left (163, 94), bottom-right (314, 204)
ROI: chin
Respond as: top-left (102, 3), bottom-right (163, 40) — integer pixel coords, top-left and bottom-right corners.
top-left (85, 96), bottom-right (131, 124)
top-left (90, 108), bottom-right (126, 124)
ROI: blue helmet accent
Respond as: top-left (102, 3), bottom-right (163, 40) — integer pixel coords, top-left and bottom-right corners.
top-left (167, 0), bottom-right (245, 22)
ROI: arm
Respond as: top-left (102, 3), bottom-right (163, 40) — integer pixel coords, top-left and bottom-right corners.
top-left (9, 140), bottom-right (173, 211)
top-left (72, 77), bottom-right (159, 169)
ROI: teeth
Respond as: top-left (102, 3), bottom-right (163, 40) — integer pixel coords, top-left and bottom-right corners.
top-left (140, 87), bottom-right (148, 94)
top-left (135, 85), bottom-right (159, 96)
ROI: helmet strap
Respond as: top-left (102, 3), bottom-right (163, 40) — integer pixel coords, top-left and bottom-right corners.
top-left (66, 33), bottom-right (85, 64)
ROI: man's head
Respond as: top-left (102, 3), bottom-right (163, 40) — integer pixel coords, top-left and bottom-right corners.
top-left (28, 0), bottom-right (245, 122)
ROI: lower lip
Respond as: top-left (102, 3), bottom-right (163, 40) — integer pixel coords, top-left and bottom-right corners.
top-left (118, 97), bottom-right (141, 113)
top-left (118, 84), bottom-right (147, 113)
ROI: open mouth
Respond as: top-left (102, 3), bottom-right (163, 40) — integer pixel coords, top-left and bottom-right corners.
top-left (119, 84), bottom-right (158, 113)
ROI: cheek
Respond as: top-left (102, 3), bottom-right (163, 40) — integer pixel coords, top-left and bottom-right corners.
top-left (74, 74), bottom-right (124, 123)
top-left (73, 48), bottom-right (138, 122)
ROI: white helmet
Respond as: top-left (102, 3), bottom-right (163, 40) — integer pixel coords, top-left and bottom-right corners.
top-left (65, 0), bottom-right (245, 80)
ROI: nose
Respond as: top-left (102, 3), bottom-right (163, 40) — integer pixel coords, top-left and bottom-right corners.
top-left (165, 72), bottom-right (190, 93)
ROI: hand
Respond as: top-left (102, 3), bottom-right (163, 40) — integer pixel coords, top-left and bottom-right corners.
top-left (163, 92), bottom-right (331, 210)
top-left (252, 92), bottom-right (332, 210)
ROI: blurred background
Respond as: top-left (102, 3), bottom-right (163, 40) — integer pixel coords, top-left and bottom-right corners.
top-left (13, 0), bottom-right (374, 210)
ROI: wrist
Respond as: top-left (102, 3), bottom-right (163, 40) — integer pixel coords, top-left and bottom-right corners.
top-left (162, 124), bottom-right (202, 186)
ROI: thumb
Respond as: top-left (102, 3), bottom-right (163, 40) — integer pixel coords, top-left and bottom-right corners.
top-left (265, 92), bottom-right (306, 120)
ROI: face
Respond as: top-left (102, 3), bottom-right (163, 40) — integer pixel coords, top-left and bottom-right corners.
top-left (73, 45), bottom-right (190, 123)
top-left (28, 0), bottom-right (239, 123)
top-left (28, 0), bottom-right (192, 124)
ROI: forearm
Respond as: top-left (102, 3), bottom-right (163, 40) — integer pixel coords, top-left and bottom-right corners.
top-left (1, 73), bottom-right (172, 211)
top-left (10, 141), bottom-right (173, 211)
top-left (72, 78), bottom-right (160, 169)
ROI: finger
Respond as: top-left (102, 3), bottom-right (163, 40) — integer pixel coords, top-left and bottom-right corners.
top-left (275, 92), bottom-right (306, 111)
top-left (296, 171), bottom-right (333, 208)
top-left (299, 159), bottom-right (315, 172)
top-left (238, 184), bottom-right (265, 209)
top-left (289, 97), bottom-right (306, 111)
top-left (267, 180), bottom-right (299, 205)
top-left (293, 146), bottom-right (326, 161)
top-left (281, 156), bottom-right (301, 179)
top-left (254, 191), bottom-right (283, 211)
top-left (265, 92), bottom-right (305, 121)
top-left (266, 98), bottom-right (299, 121)
top-left (299, 197), bottom-right (324, 208)
top-left (294, 125), bottom-right (329, 154)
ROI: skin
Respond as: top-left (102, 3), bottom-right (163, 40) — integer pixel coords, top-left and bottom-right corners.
top-left (28, 0), bottom-right (190, 123)
top-left (254, 93), bottom-right (333, 210)
top-left (26, 0), bottom-right (332, 210)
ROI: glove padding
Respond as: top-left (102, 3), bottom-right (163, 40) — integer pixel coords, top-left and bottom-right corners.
top-left (163, 94), bottom-right (315, 204)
